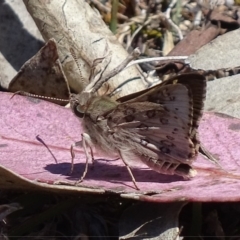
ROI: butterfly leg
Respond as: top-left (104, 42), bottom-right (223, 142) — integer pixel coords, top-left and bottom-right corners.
top-left (199, 144), bottom-right (226, 171)
top-left (70, 141), bottom-right (82, 175)
top-left (70, 133), bottom-right (94, 183)
top-left (119, 151), bottom-right (140, 190)
top-left (74, 133), bottom-right (94, 184)
top-left (70, 139), bottom-right (95, 174)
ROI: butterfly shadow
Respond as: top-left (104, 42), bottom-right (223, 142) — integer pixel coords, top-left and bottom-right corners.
top-left (45, 159), bottom-right (185, 185)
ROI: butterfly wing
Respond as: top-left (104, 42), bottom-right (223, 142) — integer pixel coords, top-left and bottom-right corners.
top-left (106, 73), bottom-right (206, 178)
top-left (118, 73), bottom-right (206, 129)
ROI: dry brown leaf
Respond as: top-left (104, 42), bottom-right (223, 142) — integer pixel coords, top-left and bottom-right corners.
top-left (9, 39), bottom-right (70, 105)
top-left (23, 0), bottom-right (146, 97)
top-left (119, 202), bottom-right (186, 239)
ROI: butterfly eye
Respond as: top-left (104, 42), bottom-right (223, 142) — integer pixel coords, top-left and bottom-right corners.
top-left (72, 105), bottom-right (85, 118)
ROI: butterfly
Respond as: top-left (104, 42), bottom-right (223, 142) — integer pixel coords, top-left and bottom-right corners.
top-left (70, 72), bottom-right (206, 189)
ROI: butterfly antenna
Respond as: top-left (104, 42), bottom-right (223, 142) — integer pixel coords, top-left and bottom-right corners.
top-left (10, 91), bottom-right (69, 103)
top-left (70, 48), bottom-right (85, 84)
top-left (107, 86), bottom-right (121, 97)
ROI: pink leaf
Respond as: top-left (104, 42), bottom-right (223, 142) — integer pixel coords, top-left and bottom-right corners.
top-left (1, 92), bottom-right (240, 201)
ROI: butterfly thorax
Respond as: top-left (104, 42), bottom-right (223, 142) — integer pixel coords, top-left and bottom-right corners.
top-left (84, 96), bottom-right (119, 122)
top-left (79, 96), bottom-right (123, 155)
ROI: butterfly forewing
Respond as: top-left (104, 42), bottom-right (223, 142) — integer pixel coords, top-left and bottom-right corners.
top-left (162, 74), bottom-right (206, 129)
top-left (118, 73), bottom-right (206, 125)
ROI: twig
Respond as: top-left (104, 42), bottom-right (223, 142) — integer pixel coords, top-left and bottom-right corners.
top-left (91, 0), bottom-right (128, 21)
top-left (126, 55), bottom-right (188, 68)
top-left (126, 19), bottom-right (151, 51)
top-left (85, 48), bottom-right (141, 94)
top-left (165, 0), bottom-right (183, 40)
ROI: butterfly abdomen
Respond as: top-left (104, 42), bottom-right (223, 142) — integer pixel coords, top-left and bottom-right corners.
top-left (139, 154), bottom-right (197, 179)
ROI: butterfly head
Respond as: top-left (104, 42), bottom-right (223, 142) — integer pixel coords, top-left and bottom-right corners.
top-left (70, 93), bottom-right (118, 121)
top-left (70, 93), bottom-right (87, 118)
